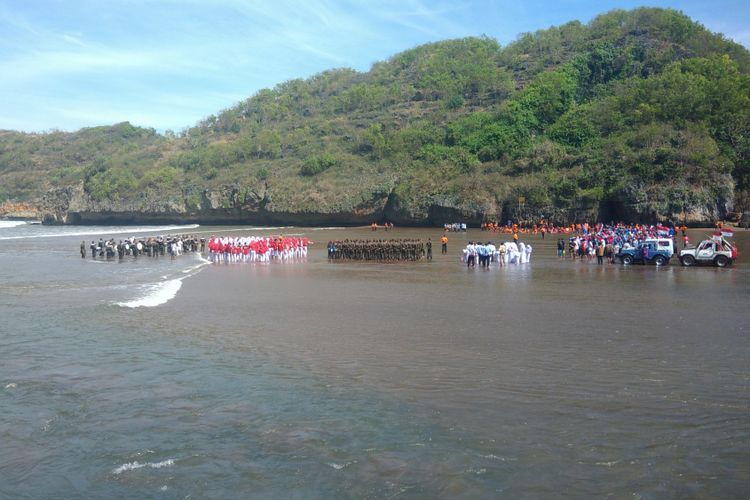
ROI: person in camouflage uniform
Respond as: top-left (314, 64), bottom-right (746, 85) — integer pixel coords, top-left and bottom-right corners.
top-left (327, 239), bottom-right (425, 261)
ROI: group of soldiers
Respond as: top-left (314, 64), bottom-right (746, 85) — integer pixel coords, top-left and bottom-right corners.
top-left (81, 234), bottom-right (205, 259)
top-left (327, 239), bottom-right (426, 261)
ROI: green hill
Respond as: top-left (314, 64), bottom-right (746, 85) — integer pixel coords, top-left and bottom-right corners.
top-left (2, 7), bottom-right (749, 226)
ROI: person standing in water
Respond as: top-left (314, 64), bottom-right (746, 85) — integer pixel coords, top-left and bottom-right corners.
top-left (441, 234), bottom-right (448, 254)
top-left (426, 238), bottom-right (433, 260)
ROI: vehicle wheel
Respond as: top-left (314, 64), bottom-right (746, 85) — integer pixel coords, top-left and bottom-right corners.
top-left (681, 255), bottom-right (696, 266)
top-left (654, 255), bottom-right (666, 266)
top-left (715, 255), bottom-right (730, 267)
top-left (621, 255), bottom-right (633, 265)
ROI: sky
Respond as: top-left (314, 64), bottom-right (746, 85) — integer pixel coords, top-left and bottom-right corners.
top-left (0, 0), bottom-right (748, 133)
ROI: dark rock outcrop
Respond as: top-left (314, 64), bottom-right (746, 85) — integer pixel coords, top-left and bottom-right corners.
top-left (38, 175), bottom-right (734, 227)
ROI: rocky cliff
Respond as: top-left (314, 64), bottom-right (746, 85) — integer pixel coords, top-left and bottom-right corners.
top-left (38, 176), bottom-right (733, 227)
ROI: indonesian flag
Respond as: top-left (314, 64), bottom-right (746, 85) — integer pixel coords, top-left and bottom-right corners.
top-left (721, 228), bottom-right (734, 238)
top-left (656, 225), bottom-right (670, 237)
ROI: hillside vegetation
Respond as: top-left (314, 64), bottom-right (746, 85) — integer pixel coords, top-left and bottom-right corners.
top-left (2, 7), bottom-right (749, 225)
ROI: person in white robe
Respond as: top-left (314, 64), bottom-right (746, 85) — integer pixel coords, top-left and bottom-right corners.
top-left (506, 242), bottom-right (519, 264)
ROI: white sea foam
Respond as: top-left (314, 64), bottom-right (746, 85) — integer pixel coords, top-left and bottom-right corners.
top-left (113, 255), bottom-right (208, 308)
top-left (4, 382), bottom-right (17, 389)
top-left (594, 461), bottom-right (619, 467)
top-left (115, 279), bottom-right (183, 308)
top-left (327, 461), bottom-right (355, 470)
top-left (0, 220), bottom-right (28, 229)
top-left (0, 224), bottom-right (199, 241)
top-left (112, 459), bottom-right (175, 475)
top-left (181, 259), bottom-right (211, 274)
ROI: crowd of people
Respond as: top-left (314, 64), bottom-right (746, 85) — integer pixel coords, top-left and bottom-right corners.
top-left (207, 235), bottom-right (309, 263)
top-left (327, 239), bottom-right (425, 261)
top-left (81, 234), bottom-right (203, 259)
top-left (79, 220), bottom-right (739, 268)
top-left (554, 222), bottom-right (681, 263)
top-left (443, 223), bottom-right (467, 232)
top-left (462, 241), bottom-right (533, 267)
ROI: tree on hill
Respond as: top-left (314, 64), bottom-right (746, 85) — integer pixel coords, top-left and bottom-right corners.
top-left (2, 7), bottom-right (749, 224)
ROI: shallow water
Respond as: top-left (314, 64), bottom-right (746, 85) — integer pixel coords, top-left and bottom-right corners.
top-left (1, 223), bottom-right (749, 497)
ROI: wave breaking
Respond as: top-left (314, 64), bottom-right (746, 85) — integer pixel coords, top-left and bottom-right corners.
top-left (115, 279), bottom-right (183, 308)
top-left (113, 255), bottom-right (210, 308)
top-left (0, 224), bottom-right (200, 241)
top-left (0, 220), bottom-right (28, 229)
top-left (112, 459), bottom-right (175, 475)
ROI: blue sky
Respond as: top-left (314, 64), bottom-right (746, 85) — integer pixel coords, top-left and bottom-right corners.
top-left (1, 0), bottom-right (748, 133)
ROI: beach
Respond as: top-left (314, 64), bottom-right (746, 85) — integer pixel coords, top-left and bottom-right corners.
top-left (1, 223), bottom-right (749, 497)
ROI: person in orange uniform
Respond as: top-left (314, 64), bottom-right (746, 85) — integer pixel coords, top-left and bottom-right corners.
top-left (440, 234), bottom-right (448, 254)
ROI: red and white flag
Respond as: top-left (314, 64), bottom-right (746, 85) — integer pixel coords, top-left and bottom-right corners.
top-left (721, 228), bottom-right (734, 238)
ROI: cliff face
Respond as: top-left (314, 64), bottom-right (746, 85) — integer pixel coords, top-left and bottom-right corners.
top-left (39, 183), bottom-right (484, 226)
top-left (39, 179), bottom-right (732, 227)
top-left (0, 201), bottom-right (41, 219)
top-left (4, 9), bottom-right (749, 226)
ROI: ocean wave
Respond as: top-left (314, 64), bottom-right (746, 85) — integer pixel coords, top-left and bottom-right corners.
top-left (113, 256), bottom-right (209, 308)
top-left (182, 261), bottom-right (210, 273)
top-left (0, 220), bottom-right (28, 229)
top-left (327, 461), bottom-right (355, 470)
top-left (115, 279), bottom-right (183, 308)
top-left (112, 459), bottom-right (175, 475)
top-left (0, 224), bottom-right (200, 241)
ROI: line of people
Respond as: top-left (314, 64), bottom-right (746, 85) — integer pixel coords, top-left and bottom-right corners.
top-left (443, 223), bottom-right (467, 232)
top-left (557, 237), bottom-right (616, 264)
top-left (81, 235), bottom-right (203, 259)
top-left (462, 241), bottom-right (532, 267)
top-left (207, 235), bottom-right (309, 263)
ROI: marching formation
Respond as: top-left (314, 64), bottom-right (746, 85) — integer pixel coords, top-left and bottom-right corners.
top-left (77, 221), bottom-right (741, 269)
top-left (81, 234), bottom-right (203, 259)
top-left (327, 239), bottom-right (425, 261)
top-left (207, 235), bottom-right (309, 263)
top-left (462, 241), bottom-right (533, 267)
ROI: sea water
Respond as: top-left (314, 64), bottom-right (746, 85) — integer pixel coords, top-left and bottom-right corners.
top-left (1, 223), bottom-right (749, 497)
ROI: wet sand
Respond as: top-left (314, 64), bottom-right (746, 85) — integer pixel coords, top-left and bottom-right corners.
top-left (2, 224), bottom-right (749, 497)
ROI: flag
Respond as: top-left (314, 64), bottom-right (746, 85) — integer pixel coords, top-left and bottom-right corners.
top-left (721, 228), bottom-right (734, 238)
